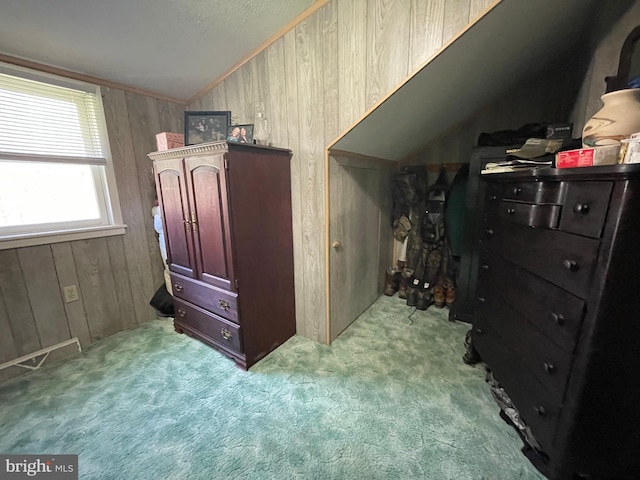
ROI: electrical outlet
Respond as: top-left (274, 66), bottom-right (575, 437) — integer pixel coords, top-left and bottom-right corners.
top-left (63, 285), bottom-right (79, 303)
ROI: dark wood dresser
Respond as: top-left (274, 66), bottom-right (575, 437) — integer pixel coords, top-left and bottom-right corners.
top-left (149, 141), bottom-right (296, 370)
top-left (471, 165), bottom-right (640, 479)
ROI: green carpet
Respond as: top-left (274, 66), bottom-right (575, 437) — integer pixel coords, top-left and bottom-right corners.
top-left (0, 296), bottom-right (544, 479)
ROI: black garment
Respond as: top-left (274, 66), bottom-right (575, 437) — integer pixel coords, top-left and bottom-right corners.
top-left (150, 284), bottom-right (174, 317)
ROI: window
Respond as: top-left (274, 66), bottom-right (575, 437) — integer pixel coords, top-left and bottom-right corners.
top-left (0, 63), bottom-right (125, 249)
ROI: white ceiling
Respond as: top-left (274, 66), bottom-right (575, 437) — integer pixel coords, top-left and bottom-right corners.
top-left (0, 0), bottom-right (316, 101)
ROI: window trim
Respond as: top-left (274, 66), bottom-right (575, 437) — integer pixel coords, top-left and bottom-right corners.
top-left (0, 63), bottom-right (126, 250)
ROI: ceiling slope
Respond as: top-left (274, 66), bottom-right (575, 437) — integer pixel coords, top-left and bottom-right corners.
top-left (332, 0), bottom-right (599, 161)
top-left (0, 0), bottom-right (315, 100)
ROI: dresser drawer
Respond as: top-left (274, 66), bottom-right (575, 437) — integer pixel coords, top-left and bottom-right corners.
top-left (559, 181), bottom-right (612, 238)
top-left (174, 298), bottom-right (243, 354)
top-left (481, 220), bottom-right (599, 298)
top-left (487, 201), bottom-right (561, 229)
top-left (478, 250), bottom-right (584, 353)
top-left (472, 320), bottom-right (560, 450)
top-left (487, 181), bottom-right (564, 204)
top-left (476, 283), bottom-right (572, 403)
top-left (170, 273), bottom-right (238, 323)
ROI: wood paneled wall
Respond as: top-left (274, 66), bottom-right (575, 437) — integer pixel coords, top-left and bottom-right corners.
top-left (0, 88), bottom-right (184, 383)
top-left (189, 0), bottom-right (495, 343)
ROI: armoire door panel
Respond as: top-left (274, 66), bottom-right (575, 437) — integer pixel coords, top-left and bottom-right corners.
top-left (185, 155), bottom-right (235, 291)
top-left (154, 159), bottom-right (195, 278)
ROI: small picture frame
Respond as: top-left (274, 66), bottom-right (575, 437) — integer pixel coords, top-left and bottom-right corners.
top-left (184, 111), bottom-right (231, 145)
top-left (227, 124), bottom-right (254, 144)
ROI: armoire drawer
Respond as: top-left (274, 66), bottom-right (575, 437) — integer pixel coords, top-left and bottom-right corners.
top-left (472, 320), bottom-right (560, 451)
top-left (486, 200), bottom-right (561, 229)
top-left (558, 181), bottom-right (613, 239)
top-left (170, 273), bottom-right (239, 323)
top-left (481, 220), bottom-right (599, 299)
top-left (487, 180), bottom-right (564, 204)
top-left (174, 298), bottom-right (243, 354)
top-left (475, 284), bottom-right (572, 403)
top-left (477, 250), bottom-right (585, 353)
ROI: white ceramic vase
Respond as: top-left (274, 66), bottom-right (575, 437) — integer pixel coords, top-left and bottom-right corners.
top-left (582, 88), bottom-right (640, 147)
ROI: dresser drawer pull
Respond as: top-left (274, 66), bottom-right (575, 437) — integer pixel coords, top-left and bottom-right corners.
top-left (507, 208), bottom-right (516, 215)
top-left (573, 203), bottom-right (590, 214)
top-left (544, 362), bottom-right (556, 374)
top-left (489, 195), bottom-right (498, 201)
top-left (485, 228), bottom-right (494, 236)
top-left (218, 299), bottom-right (230, 311)
top-left (173, 282), bottom-right (183, 292)
top-left (477, 297), bottom-right (486, 303)
top-left (534, 406), bottom-right (547, 417)
top-left (550, 312), bottom-right (565, 326)
top-left (512, 187), bottom-right (522, 195)
top-left (177, 307), bottom-right (186, 318)
top-left (475, 328), bottom-right (484, 334)
top-left (481, 264), bottom-right (489, 270)
top-left (562, 259), bottom-right (579, 271)
top-left (221, 328), bottom-right (232, 340)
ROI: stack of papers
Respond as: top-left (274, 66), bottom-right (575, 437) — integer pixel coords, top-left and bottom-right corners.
top-left (481, 158), bottom-right (553, 174)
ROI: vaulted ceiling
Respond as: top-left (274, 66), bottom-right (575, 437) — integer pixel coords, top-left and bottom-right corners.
top-left (0, 0), bottom-right (316, 101)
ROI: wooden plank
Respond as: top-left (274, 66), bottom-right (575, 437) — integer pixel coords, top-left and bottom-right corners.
top-left (322, 1), bottom-right (339, 145)
top-left (409, 0), bottom-right (446, 71)
top-left (0, 293), bottom-right (17, 363)
top-left (252, 52), bottom-right (271, 143)
top-left (0, 249), bottom-right (40, 355)
top-left (18, 246), bottom-right (70, 347)
top-left (71, 238), bottom-right (122, 342)
top-left (365, 0), bottom-right (412, 109)
top-left (296, 13), bottom-right (327, 343)
top-left (124, 92), bottom-right (167, 292)
top-left (224, 64), bottom-right (249, 124)
top-left (283, 29), bottom-right (306, 338)
top-left (470, 0), bottom-right (497, 19)
top-left (50, 243), bottom-right (91, 348)
top-left (157, 98), bottom-right (184, 138)
top-left (102, 88), bottom-right (156, 324)
top-left (210, 80), bottom-right (228, 112)
top-left (266, 38), bottom-right (289, 149)
top-left (443, 0), bottom-right (471, 44)
top-left (106, 236), bottom-right (138, 329)
top-left (337, 0), bottom-right (367, 133)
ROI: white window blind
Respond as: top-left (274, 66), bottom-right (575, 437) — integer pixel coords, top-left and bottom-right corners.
top-left (0, 67), bottom-right (107, 165)
top-left (0, 62), bottom-right (125, 249)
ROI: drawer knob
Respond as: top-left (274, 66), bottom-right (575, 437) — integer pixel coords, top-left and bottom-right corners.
top-left (534, 406), bottom-right (547, 417)
top-left (177, 307), bottom-right (186, 318)
top-left (544, 362), bottom-right (556, 374)
top-left (174, 282), bottom-right (183, 292)
top-left (477, 296), bottom-right (486, 303)
top-left (573, 203), bottom-right (590, 214)
top-left (562, 259), bottom-right (579, 271)
top-left (221, 328), bottom-right (232, 340)
top-left (218, 299), bottom-right (230, 311)
top-left (550, 312), bottom-right (565, 326)
top-left (481, 264), bottom-right (489, 270)
top-left (489, 195), bottom-right (498, 201)
top-left (512, 187), bottom-right (522, 195)
top-left (485, 228), bottom-right (494, 236)
top-left (506, 208), bottom-right (516, 215)
top-left (475, 328), bottom-right (484, 334)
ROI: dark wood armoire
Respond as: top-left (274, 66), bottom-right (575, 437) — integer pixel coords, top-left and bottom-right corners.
top-left (149, 141), bottom-right (296, 369)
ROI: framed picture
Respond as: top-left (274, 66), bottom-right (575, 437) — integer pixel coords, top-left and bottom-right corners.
top-left (227, 124), bottom-right (254, 144)
top-left (184, 111), bottom-right (231, 145)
